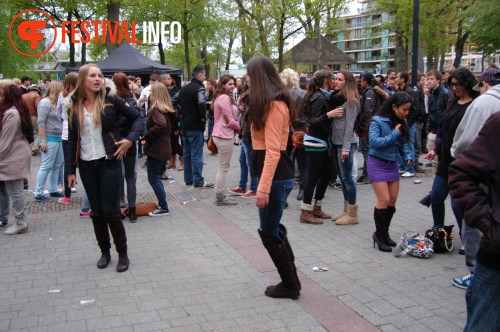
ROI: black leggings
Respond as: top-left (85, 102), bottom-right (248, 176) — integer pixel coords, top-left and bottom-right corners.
top-left (120, 155), bottom-right (137, 208)
top-left (171, 132), bottom-right (183, 157)
top-left (303, 150), bottom-right (332, 205)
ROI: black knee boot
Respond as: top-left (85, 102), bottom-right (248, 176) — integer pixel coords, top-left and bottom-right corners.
top-left (91, 212), bottom-right (111, 269)
top-left (385, 206), bottom-right (397, 247)
top-left (105, 209), bottom-right (129, 272)
top-left (373, 208), bottom-right (392, 252)
top-left (258, 229), bottom-right (300, 299)
top-left (266, 225), bottom-right (301, 291)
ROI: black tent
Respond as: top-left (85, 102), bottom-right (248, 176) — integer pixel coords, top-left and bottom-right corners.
top-left (66, 43), bottom-right (182, 76)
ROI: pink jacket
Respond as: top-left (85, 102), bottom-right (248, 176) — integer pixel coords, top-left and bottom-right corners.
top-left (212, 94), bottom-right (240, 139)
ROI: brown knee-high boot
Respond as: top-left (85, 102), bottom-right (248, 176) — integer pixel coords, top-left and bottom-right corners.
top-left (91, 212), bottom-right (111, 269)
top-left (105, 209), bottom-right (129, 272)
top-left (258, 229), bottom-right (300, 299)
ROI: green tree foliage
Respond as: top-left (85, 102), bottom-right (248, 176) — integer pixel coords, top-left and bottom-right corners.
top-left (462, 0), bottom-right (500, 56)
top-left (0, 5), bottom-right (38, 78)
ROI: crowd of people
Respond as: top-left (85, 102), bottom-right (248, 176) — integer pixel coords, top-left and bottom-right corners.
top-left (0, 59), bottom-right (499, 329)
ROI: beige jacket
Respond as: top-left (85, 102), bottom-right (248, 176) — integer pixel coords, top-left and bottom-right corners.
top-left (0, 107), bottom-right (31, 181)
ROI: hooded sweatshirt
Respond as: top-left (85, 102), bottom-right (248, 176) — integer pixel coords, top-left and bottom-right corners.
top-left (451, 85), bottom-right (500, 158)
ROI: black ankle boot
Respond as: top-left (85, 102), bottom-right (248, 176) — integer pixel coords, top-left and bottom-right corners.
top-left (296, 189), bottom-right (303, 201)
top-left (373, 208), bottom-right (392, 252)
top-left (385, 206), bottom-right (397, 247)
top-left (129, 207), bottom-right (137, 223)
top-left (117, 255), bottom-right (129, 272)
top-left (97, 252), bottom-right (111, 269)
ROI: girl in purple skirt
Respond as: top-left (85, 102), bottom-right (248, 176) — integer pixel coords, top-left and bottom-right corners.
top-left (366, 92), bottom-right (412, 252)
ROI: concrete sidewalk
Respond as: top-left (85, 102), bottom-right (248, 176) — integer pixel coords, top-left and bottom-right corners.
top-left (0, 147), bottom-right (467, 331)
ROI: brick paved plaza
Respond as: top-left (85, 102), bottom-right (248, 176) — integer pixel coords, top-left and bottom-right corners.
top-left (0, 149), bottom-right (467, 331)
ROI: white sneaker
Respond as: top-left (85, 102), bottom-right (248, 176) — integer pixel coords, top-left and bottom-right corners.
top-left (401, 171), bottom-right (415, 178)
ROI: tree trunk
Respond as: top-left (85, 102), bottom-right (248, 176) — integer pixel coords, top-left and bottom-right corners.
top-left (439, 49), bottom-right (446, 72)
top-left (183, 22), bottom-right (191, 79)
top-left (395, 34), bottom-right (408, 72)
top-left (201, 45), bottom-right (210, 78)
top-left (157, 40), bottom-right (165, 65)
top-left (453, 22), bottom-right (469, 68)
top-left (278, 14), bottom-right (285, 72)
top-left (65, 12), bottom-right (76, 67)
top-left (106, 1), bottom-right (120, 56)
top-left (81, 43), bottom-right (87, 65)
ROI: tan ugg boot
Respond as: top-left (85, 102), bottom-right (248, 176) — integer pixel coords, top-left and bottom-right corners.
top-left (178, 156), bottom-right (184, 171)
top-left (313, 200), bottom-right (331, 219)
top-left (166, 156), bottom-right (176, 169)
top-left (4, 218), bottom-right (28, 235)
top-left (335, 204), bottom-right (359, 225)
top-left (332, 201), bottom-right (348, 221)
top-left (300, 203), bottom-right (323, 225)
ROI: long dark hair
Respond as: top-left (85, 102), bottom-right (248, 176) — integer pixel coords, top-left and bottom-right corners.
top-left (366, 92), bottom-right (411, 141)
top-left (246, 56), bottom-right (296, 131)
top-left (447, 67), bottom-right (479, 104)
top-left (211, 74), bottom-right (235, 111)
top-left (0, 84), bottom-right (32, 136)
top-left (304, 69), bottom-right (332, 116)
top-left (112, 72), bottom-right (133, 100)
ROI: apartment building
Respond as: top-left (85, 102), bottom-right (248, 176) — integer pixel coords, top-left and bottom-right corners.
top-left (334, 0), bottom-right (395, 73)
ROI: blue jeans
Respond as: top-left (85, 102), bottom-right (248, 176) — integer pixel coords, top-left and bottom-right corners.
top-left (81, 192), bottom-right (91, 212)
top-left (34, 140), bottom-right (64, 197)
top-left (463, 220), bottom-right (482, 273)
top-left (294, 148), bottom-right (308, 189)
top-left (464, 262), bottom-right (500, 331)
top-left (79, 158), bottom-right (121, 215)
top-left (181, 129), bottom-right (205, 185)
top-left (259, 179), bottom-right (294, 239)
top-left (207, 118), bottom-right (213, 140)
top-left (0, 182), bottom-right (9, 223)
top-left (238, 138), bottom-right (258, 192)
top-left (359, 138), bottom-right (369, 178)
top-left (146, 156), bottom-right (168, 210)
top-left (333, 144), bottom-right (357, 204)
top-left (431, 175), bottom-right (463, 230)
top-left (399, 123), bottom-right (416, 173)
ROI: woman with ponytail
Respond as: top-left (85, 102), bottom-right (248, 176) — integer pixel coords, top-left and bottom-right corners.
top-left (299, 70), bottom-right (344, 225)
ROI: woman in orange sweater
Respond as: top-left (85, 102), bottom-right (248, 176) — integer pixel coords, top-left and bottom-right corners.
top-left (247, 56), bottom-right (299, 299)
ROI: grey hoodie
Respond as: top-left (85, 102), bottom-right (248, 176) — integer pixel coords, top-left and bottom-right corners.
top-left (451, 85), bottom-right (500, 158)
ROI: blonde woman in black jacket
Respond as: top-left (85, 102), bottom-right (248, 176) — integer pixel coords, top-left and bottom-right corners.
top-left (66, 64), bottom-right (142, 273)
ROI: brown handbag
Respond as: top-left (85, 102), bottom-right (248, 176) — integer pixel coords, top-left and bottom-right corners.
top-left (207, 136), bottom-right (218, 154)
top-left (292, 131), bottom-right (306, 151)
top-left (123, 203), bottom-right (158, 217)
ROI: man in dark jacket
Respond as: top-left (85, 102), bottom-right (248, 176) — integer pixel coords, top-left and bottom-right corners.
top-left (426, 69), bottom-right (452, 175)
top-left (172, 66), bottom-right (213, 188)
top-left (449, 112), bottom-right (500, 332)
top-left (395, 71), bottom-right (420, 177)
top-left (357, 73), bottom-right (380, 184)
